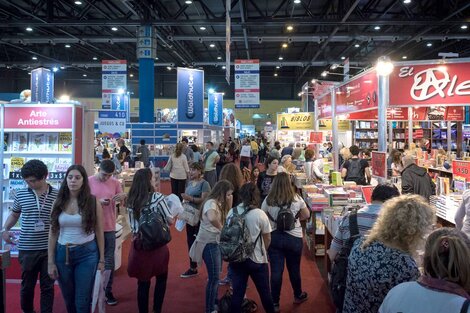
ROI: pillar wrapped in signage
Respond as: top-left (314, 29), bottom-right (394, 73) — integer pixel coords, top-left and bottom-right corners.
top-left (177, 68), bottom-right (204, 123)
top-left (30, 68), bottom-right (54, 103)
top-left (208, 93), bottom-right (223, 126)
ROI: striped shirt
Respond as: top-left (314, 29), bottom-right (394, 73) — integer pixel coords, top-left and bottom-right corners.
top-left (127, 192), bottom-right (172, 233)
top-left (12, 185), bottom-right (58, 251)
top-left (330, 203), bottom-right (382, 252)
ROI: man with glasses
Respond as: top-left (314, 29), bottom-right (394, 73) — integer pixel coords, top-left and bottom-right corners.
top-left (88, 160), bottom-right (126, 305)
top-left (2, 159), bottom-right (58, 313)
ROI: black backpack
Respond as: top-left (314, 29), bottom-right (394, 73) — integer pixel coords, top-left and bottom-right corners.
top-left (220, 206), bottom-right (261, 263)
top-left (346, 158), bottom-right (363, 184)
top-left (133, 193), bottom-right (172, 251)
top-left (330, 211), bottom-right (359, 311)
top-left (267, 202), bottom-right (299, 232)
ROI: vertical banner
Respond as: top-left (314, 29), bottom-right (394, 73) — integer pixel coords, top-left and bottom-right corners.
top-left (371, 151), bottom-right (387, 179)
top-left (343, 58), bottom-right (350, 81)
top-left (102, 60), bottom-right (127, 109)
top-left (208, 93), bottom-right (224, 126)
top-left (234, 59), bottom-right (260, 108)
top-left (30, 67), bottom-right (54, 103)
top-left (301, 81), bottom-right (309, 112)
top-left (225, 0), bottom-right (231, 84)
top-left (177, 68), bottom-right (204, 123)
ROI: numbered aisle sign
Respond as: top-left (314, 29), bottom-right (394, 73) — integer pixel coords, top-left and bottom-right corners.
top-left (452, 160), bottom-right (470, 180)
top-left (98, 111), bottom-right (127, 136)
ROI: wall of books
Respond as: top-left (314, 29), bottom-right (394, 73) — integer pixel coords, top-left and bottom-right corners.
top-left (1, 103), bottom-right (82, 253)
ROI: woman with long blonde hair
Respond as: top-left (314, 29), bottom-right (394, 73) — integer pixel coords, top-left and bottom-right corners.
top-left (380, 227), bottom-right (470, 313)
top-left (261, 173), bottom-right (310, 311)
top-left (342, 194), bottom-right (435, 313)
top-left (189, 180), bottom-right (234, 313)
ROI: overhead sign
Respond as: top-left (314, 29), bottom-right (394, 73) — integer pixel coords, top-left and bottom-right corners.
top-left (102, 60), bottom-right (127, 110)
top-left (371, 151), bottom-right (387, 179)
top-left (276, 113), bottom-right (314, 130)
top-left (452, 160), bottom-right (470, 180)
top-left (234, 59), bottom-right (260, 108)
top-left (317, 94), bottom-right (332, 119)
top-left (225, 0), bottom-right (231, 84)
top-left (318, 119), bottom-right (351, 131)
top-left (390, 62), bottom-right (470, 106)
top-left (177, 68), bottom-right (204, 123)
top-left (98, 110), bottom-right (127, 135)
top-left (208, 93), bottom-right (223, 126)
top-left (4, 106), bottom-right (73, 130)
top-left (336, 70), bottom-right (378, 114)
top-left (136, 25), bottom-right (157, 59)
top-left (31, 68), bottom-right (54, 103)
top-left (347, 106), bottom-right (464, 121)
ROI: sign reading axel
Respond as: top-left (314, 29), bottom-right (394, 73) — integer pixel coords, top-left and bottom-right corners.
top-left (208, 93), bottom-right (224, 126)
top-left (177, 68), bottom-right (204, 123)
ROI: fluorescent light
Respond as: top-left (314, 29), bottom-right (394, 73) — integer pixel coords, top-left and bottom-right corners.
top-left (26, 27), bottom-right (33, 32)
top-left (209, 43), bottom-right (215, 48)
top-left (461, 25), bottom-right (468, 30)
top-left (82, 74), bottom-right (87, 77)
top-left (403, 0), bottom-right (411, 3)
top-left (111, 27), bottom-right (118, 31)
top-left (74, 1), bottom-right (82, 4)
top-left (65, 44), bottom-right (71, 48)
top-left (282, 43), bottom-right (288, 48)
top-left (426, 42), bottom-right (432, 47)
top-left (185, 0), bottom-right (193, 3)
top-left (278, 56), bottom-right (283, 60)
top-left (32, 56), bottom-right (37, 60)
top-left (200, 26), bottom-right (206, 30)
top-left (402, 55), bottom-right (408, 59)
top-left (354, 44), bottom-right (360, 48)
top-left (341, 56), bottom-right (346, 60)
top-left (286, 25), bottom-right (294, 31)
top-left (217, 56), bottom-right (222, 60)
top-left (294, 0), bottom-right (301, 3)
top-left (92, 57), bottom-right (98, 60)
top-left (52, 67), bottom-right (59, 72)
top-left (374, 26), bottom-right (381, 30)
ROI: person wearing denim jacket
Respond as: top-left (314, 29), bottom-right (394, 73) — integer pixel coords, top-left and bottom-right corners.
top-left (48, 165), bottom-right (105, 313)
top-left (190, 180), bottom-right (234, 313)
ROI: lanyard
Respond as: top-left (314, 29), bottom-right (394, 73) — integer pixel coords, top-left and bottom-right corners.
top-left (34, 189), bottom-right (49, 217)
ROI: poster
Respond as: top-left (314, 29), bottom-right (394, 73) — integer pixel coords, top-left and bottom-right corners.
top-left (371, 151), bottom-right (387, 179)
top-left (234, 59), bottom-right (260, 108)
top-left (208, 93), bottom-right (223, 126)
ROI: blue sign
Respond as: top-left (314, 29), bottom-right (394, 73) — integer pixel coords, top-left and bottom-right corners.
top-left (31, 68), bottom-right (54, 103)
top-left (208, 93), bottom-right (223, 126)
top-left (98, 110), bottom-right (127, 119)
top-left (177, 68), bottom-right (204, 123)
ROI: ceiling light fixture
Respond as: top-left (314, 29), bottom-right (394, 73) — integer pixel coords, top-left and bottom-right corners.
top-left (26, 27), bottom-right (33, 32)
top-left (155, 57), bottom-right (159, 60)
top-left (321, 71), bottom-right (328, 77)
top-left (82, 74), bottom-right (87, 77)
top-left (278, 56), bottom-right (283, 60)
top-left (130, 74), bottom-right (134, 77)
top-left (374, 26), bottom-right (381, 30)
top-left (274, 73), bottom-right (278, 77)
top-left (282, 43), bottom-right (288, 48)
top-left (222, 66), bottom-right (226, 69)
top-left (294, 0), bottom-right (301, 3)
top-left (111, 27), bottom-right (118, 31)
top-left (200, 26), bottom-right (206, 30)
top-left (209, 43), bottom-right (215, 48)
top-left (185, 0), bottom-right (193, 4)
top-left (286, 25), bottom-right (294, 31)
top-left (276, 66), bottom-right (280, 69)
top-left (341, 56), bottom-right (346, 60)
top-left (92, 56), bottom-right (98, 60)
top-left (461, 25), bottom-right (468, 30)
top-left (376, 56), bottom-right (394, 76)
top-left (52, 67), bottom-right (59, 72)
top-left (402, 55), bottom-right (408, 59)
top-left (217, 56), bottom-right (222, 60)
top-left (426, 42), bottom-right (433, 47)
top-left (311, 79), bottom-right (316, 84)
top-left (74, 1), bottom-right (82, 4)
top-left (60, 66), bottom-right (65, 69)
top-left (330, 64), bottom-right (339, 70)
top-left (403, 0), bottom-right (411, 3)
top-left (32, 56), bottom-right (37, 60)
top-left (167, 66), bottom-right (172, 71)
top-left (354, 44), bottom-right (360, 48)
top-left (65, 44), bottom-right (71, 48)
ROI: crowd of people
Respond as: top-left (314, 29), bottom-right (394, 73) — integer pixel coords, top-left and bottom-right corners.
top-left (3, 136), bottom-right (470, 313)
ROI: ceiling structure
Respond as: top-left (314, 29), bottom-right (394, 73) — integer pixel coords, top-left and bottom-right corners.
top-left (0, 0), bottom-right (470, 99)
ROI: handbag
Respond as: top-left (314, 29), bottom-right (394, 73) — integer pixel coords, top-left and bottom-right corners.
top-left (179, 202), bottom-right (200, 226)
top-left (133, 193), bottom-right (171, 251)
top-left (163, 156), bottom-right (172, 172)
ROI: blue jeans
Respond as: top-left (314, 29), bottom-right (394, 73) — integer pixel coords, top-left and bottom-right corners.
top-left (230, 260), bottom-right (275, 313)
top-left (104, 231), bottom-right (115, 294)
top-left (268, 230), bottom-right (304, 304)
top-left (202, 243), bottom-right (221, 313)
top-left (55, 240), bottom-right (99, 313)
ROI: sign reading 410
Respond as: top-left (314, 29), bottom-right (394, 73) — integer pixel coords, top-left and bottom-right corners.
top-left (98, 110), bottom-right (127, 135)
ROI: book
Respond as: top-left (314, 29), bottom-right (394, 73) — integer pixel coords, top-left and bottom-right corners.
top-left (8, 179), bottom-right (26, 200)
top-left (58, 132), bottom-right (72, 152)
top-left (55, 158), bottom-right (72, 172)
top-left (11, 132), bottom-right (28, 152)
top-left (10, 157), bottom-right (25, 172)
top-left (3, 133), bottom-right (9, 151)
top-left (45, 133), bottom-right (59, 152)
top-left (29, 133), bottom-right (46, 152)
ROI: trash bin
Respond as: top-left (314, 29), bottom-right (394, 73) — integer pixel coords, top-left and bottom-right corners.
top-left (114, 223), bottom-right (123, 270)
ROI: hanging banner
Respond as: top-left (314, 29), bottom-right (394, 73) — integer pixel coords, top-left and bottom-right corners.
top-left (223, 108), bottom-right (235, 127)
top-left (31, 68), bottom-right (54, 103)
top-left (317, 94), bottom-right (332, 119)
top-left (208, 93), bottom-right (223, 126)
top-left (225, 0), bottom-right (231, 84)
top-left (390, 62), bottom-right (470, 106)
top-left (347, 106), bottom-right (464, 121)
top-left (276, 113), bottom-right (314, 130)
top-left (371, 151), bottom-right (387, 179)
top-left (234, 59), bottom-right (260, 108)
top-left (177, 68), bottom-right (204, 123)
top-left (336, 70), bottom-right (378, 114)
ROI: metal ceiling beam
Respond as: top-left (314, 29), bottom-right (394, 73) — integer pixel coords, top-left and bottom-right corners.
top-left (7, 33), bottom-right (468, 44)
top-left (239, 0), bottom-right (250, 59)
top-left (1, 18), bottom-right (467, 27)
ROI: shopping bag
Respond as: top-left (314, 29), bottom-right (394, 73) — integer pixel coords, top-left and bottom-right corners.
top-left (165, 194), bottom-right (184, 217)
top-left (92, 270), bottom-right (111, 313)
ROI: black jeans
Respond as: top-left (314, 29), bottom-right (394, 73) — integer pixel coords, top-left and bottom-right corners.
top-left (170, 178), bottom-right (186, 201)
top-left (186, 223), bottom-right (200, 269)
top-left (230, 260), bottom-right (275, 313)
top-left (18, 249), bottom-right (55, 313)
top-left (137, 273), bottom-right (168, 313)
top-left (268, 230), bottom-right (304, 304)
top-left (104, 231), bottom-right (116, 294)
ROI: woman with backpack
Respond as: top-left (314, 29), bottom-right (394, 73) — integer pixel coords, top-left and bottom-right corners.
top-left (226, 183), bottom-right (275, 313)
top-left (189, 180), bottom-right (234, 313)
top-left (126, 168), bottom-right (174, 313)
top-left (261, 172), bottom-right (310, 312)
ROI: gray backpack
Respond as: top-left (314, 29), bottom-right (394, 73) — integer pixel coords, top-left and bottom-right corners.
top-left (220, 207), bottom-right (261, 263)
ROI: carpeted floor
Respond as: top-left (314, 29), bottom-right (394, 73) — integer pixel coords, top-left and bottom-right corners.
top-left (4, 179), bottom-right (335, 313)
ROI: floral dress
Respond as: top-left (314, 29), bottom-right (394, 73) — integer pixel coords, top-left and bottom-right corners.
top-left (342, 238), bottom-right (420, 313)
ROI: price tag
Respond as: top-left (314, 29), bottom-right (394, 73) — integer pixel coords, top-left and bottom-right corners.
top-left (371, 151), bottom-right (387, 179)
top-left (48, 172), bottom-right (66, 180)
top-left (9, 172), bottom-right (22, 179)
top-left (452, 160), bottom-right (470, 180)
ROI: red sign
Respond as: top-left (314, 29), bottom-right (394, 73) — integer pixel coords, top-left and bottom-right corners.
top-left (310, 131), bottom-right (323, 144)
top-left (390, 62), bottom-right (470, 106)
top-left (452, 160), bottom-right (470, 180)
top-left (317, 94), bottom-right (332, 119)
top-left (347, 106), bottom-right (463, 121)
top-left (371, 151), bottom-right (387, 179)
top-left (4, 106), bottom-right (73, 129)
top-left (336, 70), bottom-right (378, 114)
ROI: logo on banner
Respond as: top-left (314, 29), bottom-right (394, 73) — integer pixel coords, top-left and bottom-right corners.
top-left (213, 95), bottom-right (219, 124)
top-left (399, 66), bottom-right (470, 101)
top-left (186, 72), bottom-right (195, 119)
